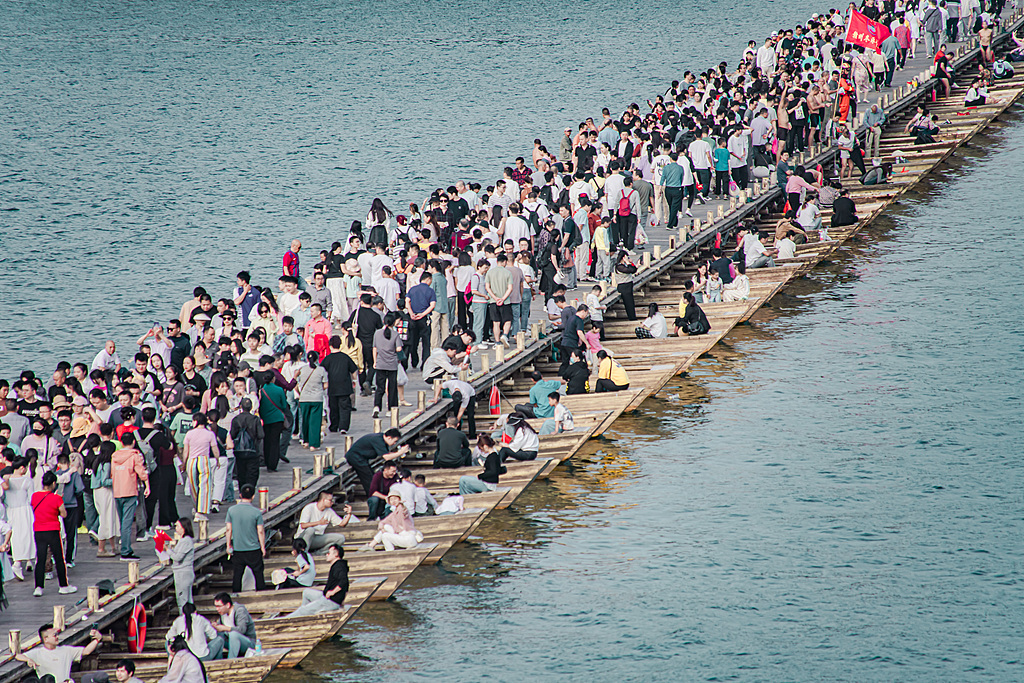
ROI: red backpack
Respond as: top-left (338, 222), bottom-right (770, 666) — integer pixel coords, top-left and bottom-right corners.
top-left (618, 190), bottom-right (634, 217)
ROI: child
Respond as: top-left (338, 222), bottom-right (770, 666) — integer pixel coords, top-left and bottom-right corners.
top-left (594, 217), bottom-right (612, 282)
top-left (705, 268), bottom-right (723, 302)
top-left (272, 316), bottom-right (304, 355)
top-left (291, 292), bottom-right (312, 330)
top-left (412, 474), bottom-right (438, 516)
top-left (714, 137), bottom-right (731, 199)
top-left (583, 321), bottom-right (606, 373)
top-left (540, 392), bottom-right (574, 435)
top-left (343, 266), bottom-right (363, 317)
top-left (585, 285), bottom-right (606, 340)
top-left (434, 492), bottom-right (464, 515)
top-left (55, 453), bottom-right (85, 567)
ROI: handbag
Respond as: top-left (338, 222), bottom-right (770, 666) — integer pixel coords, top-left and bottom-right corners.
top-left (260, 386), bottom-right (294, 431)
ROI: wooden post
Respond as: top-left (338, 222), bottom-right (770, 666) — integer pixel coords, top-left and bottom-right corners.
top-left (717, 205), bottom-right (724, 218)
top-left (127, 560), bottom-right (140, 586)
top-left (258, 486), bottom-right (269, 511)
top-left (495, 344), bottom-right (505, 364)
top-left (373, 418), bottom-right (382, 433)
top-left (88, 586), bottom-right (101, 612)
top-left (738, 190), bottom-right (746, 204)
top-left (599, 281), bottom-right (608, 297)
top-left (458, 368), bottom-right (467, 381)
top-left (692, 218), bottom-right (701, 235)
top-left (729, 197), bottom-right (737, 211)
top-left (706, 210), bottom-right (713, 224)
top-left (314, 453), bottom-right (324, 477)
top-left (653, 245), bottom-right (662, 260)
top-left (611, 271), bottom-right (618, 287)
top-left (196, 518), bottom-right (209, 542)
top-left (678, 227), bottom-right (687, 243)
top-left (8, 630), bottom-right (21, 656)
top-left (530, 322), bottom-right (540, 340)
top-left (345, 435), bottom-right (353, 455)
top-left (417, 390), bottom-right (426, 411)
top-left (642, 251), bottom-right (651, 269)
top-left (53, 605), bottom-right (65, 632)
top-left (390, 407), bottom-right (400, 428)
top-left (326, 446), bottom-right (335, 469)
top-left (516, 332), bottom-right (525, 350)
top-left (668, 235), bottom-right (677, 250)
top-left (481, 352), bottom-right (490, 373)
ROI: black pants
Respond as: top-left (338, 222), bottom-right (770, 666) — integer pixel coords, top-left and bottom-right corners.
top-left (457, 296), bottom-right (470, 330)
top-left (347, 453), bottom-right (375, 497)
top-left (232, 548), bottom-right (266, 592)
top-left (714, 169), bottom-right (729, 196)
top-left (374, 369), bottom-right (398, 411)
top-left (498, 447), bottom-right (538, 462)
top-left (695, 169), bottom-right (712, 198)
top-left (64, 506), bottom-right (82, 563)
top-left (596, 379), bottom-right (629, 392)
top-left (731, 165), bottom-right (749, 190)
top-left (684, 183), bottom-right (696, 209)
top-left (153, 464), bottom-right (179, 527)
top-left (620, 214), bottom-right (638, 250)
top-left (451, 391), bottom-right (477, 438)
top-left (665, 186), bottom-right (683, 229)
top-left (514, 404), bottom-right (537, 418)
top-left (407, 318), bottom-right (430, 368)
top-left (236, 452), bottom-right (260, 489)
top-left (328, 394), bottom-right (353, 432)
top-left (263, 421), bottom-right (284, 472)
top-left (617, 281), bottom-right (636, 321)
top-left (35, 530), bottom-right (68, 588)
top-left (560, 344), bottom-right (579, 374)
top-left (358, 339), bottom-right (375, 391)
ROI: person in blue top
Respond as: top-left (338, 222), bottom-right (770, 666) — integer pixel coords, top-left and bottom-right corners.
top-left (660, 153), bottom-right (685, 231)
top-left (713, 137), bottom-right (731, 200)
top-left (512, 371), bottom-right (562, 419)
top-left (344, 429), bottom-right (410, 500)
top-left (232, 271), bottom-right (262, 328)
top-left (406, 272), bottom-right (436, 370)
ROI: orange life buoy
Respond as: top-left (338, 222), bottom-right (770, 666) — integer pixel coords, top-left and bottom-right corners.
top-left (489, 385), bottom-right (500, 416)
top-left (127, 602), bottom-right (147, 653)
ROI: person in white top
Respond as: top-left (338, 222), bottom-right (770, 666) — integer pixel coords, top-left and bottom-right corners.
top-left (727, 126), bottom-right (752, 190)
top-left (166, 603), bottom-right (220, 661)
top-left (603, 162), bottom-right (626, 216)
top-left (650, 144), bottom-right (673, 226)
top-left (369, 245), bottom-right (394, 286)
top-left (91, 340), bottom-right (121, 374)
top-left (756, 37), bottom-right (777, 74)
top-left (687, 131), bottom-right (714, 201)
top-left (539, 393), bottom-right (575, 435)
top-left (722, 263), bottom-right (751, 301)
top-left (297, 491), bottom-right (352, 551)
top-left (501, 204), bottom-right (533, 247)
top-left (376, 267), bottom-right (401, 312)
top-left (776, 230), bottom-right (798, 260)
top-left (796, 197), bottom-right (827, 241)
top-left (741, 228), bottom-right (775, 269)
top-left (411, 475), bottom-right (439, 515)
top-left (634, 302), bottom-right (669, 339)
top-left (457, 181), bottom-right (480, 210)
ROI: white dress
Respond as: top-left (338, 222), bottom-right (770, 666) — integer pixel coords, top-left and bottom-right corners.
top-left (6, 475), bottom-right (36, 563)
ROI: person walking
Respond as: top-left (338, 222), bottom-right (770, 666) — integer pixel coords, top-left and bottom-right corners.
top-left (167, 517), bottom-right (196, 610)
top-left (256, 372), bottom-right (289, 473)
top-left (294, 351), bottom-right (328, 449)
top-left (30, 471), bottom-right (77, 596)
top-left (181, 415), bottom-right (215, 523)
top-left (225, 485), bottom-right (266, 592)
top-left (321, 336), bottom-right (359, 435)
top-left (660, 151), bottom-right (684, 231)
top-left (228, 398), bottom-right (263, 490)
top-left (371, 312), bottom-right (403, 419)
top-left (112, 431), bottom-right (150, 560)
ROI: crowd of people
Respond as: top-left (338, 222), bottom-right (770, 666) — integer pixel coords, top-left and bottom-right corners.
top-left (1, 1), bottom-right (1008, 679)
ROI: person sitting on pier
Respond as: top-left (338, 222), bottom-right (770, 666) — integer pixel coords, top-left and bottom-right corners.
top-left (296, 491), bottom-right (352, 552)
top-left (496, 412), bottom-right (540, 462)
top-left (288, 543), bottom-right (348, 616)
top-left (459, 436), bottom-right (506, 495)
top-left (211, 592), bottom-right (257, 658)
top-left (17, 624), bottom-right (104, 683)
top-left (367, 461), bottom-right (399, 520)
top-left (775, 230), bottom-right (798, 261)
top-left (675, 293), bottom-right (711, 336)
top-left (513, 371), bottom-right (562, 419)
top-left (361, 494), bottom-right (420, 551)
top-left (344, 428), bottom-right (409, 502)
top-left (560, 349), bottom-right (590, 395)
top-left (795, 197), bottom-right (826, 242)
top-left (166, 602), bottom-right (221, 662)
top-left (115, 658), bottom-right (144, 683)
top-left (860, 160), bottom-right (893, 186)
top-left (722, 262), bottom-right (750, 302)
top-left (433, 414), bottom-right (471, 468)
top-left (830, 189), bottom-right (859, 230)
top-left (539, 393), bottom-right (574, 435)
top-left (964, 78), bottom-right (988, 107)
top-left (742, 228), bottom-right (776, 269)
top-left (595, 351), bottom-right (630, 393)
top-left (635, 302), bottom-right (669, 339)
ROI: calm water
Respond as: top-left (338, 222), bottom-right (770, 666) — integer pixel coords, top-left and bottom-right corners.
top-left (0, 0), bottom-right (822, 378)
top-left (4, 1), bottom-right (1023, 680)
top-left (271, 115), bottom-right (1024, 682)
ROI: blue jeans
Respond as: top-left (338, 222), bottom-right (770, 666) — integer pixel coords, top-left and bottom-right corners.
top-left (471, 301), bottom-right (488, 344)
top-left (224, 631), bottom-right (252, 658)
top-left (114, 495), bottom-right (137, 556)
top-left (519, 290), bottom-right (532, 336)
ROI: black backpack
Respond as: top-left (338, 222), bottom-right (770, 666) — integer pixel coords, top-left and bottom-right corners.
top-left (524, 205), bottom-right (543, 236)
top-left (235, 422), bottom-right (257, 454)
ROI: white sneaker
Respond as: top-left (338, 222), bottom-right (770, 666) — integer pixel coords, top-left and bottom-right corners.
top-left (500, 335), bottom-right (510, 348)
top-left (58, 585), bottom-right (78, 595)
top-left (372, 407), bottom-right (380, 418)
top-left (685, 209), bottom-right (693, 217)
top-left (11, 563), bottom-right (24, 581)
top-left (33, 587), bottom-right (43, 597)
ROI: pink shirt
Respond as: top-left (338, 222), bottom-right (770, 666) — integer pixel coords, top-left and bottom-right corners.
top-left (584, 330), bottom-right (604, 353)
top-left (303, 316), bottom-right (332, 352)
top-left (183, 427), bottom-right (218, 460)
top-left (112, 448), bottom-right (149, 498)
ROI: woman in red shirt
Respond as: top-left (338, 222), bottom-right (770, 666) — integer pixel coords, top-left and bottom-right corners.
top-left (30, 471), bottom-right (76, 596)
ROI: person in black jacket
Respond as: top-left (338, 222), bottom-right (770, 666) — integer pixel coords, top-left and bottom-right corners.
top-left (433, 415), bottom-right (471, 468)
top-left (674, 293), bottom-right (711, 336)
top-left (830, 189), bottom-right (859, 228)
top-left (457, 438), bottom-right (506, 494)
top-left (288, 543), bottom-right (348, 616)
top-left (708, 247), bottom-right (734, 284)
top-left (560, 349), bottom-right (590, 394)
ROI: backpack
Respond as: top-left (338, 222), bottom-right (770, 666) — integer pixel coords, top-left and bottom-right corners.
top-left (138, 429), bottom-right (158, 473)
top-left (464, 275), bottom-right (476, 305)
top-left (618, 190), bottom-right (634, 217)
top-left (524, 205), bottom-right (542, 236)
top-left (234, 421), bottom-right (256, 454)
top-left (555, 187), bottom-right (571, 211)
top-left (313, 333), bottom-right (330, 360)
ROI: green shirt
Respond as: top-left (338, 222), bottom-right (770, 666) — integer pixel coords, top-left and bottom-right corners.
top-left (168, 411), bottom-right (197, 449)
top-left (528, 379), bottom-right (562, 419)
top-left (258, 383), bottom-right (288, 425)
top-left (484, 266), bottom-right (512, 304)
top-left (429, 272), bottom-right (451, 317)
top-left (226, 501), bottom-right (264, 552)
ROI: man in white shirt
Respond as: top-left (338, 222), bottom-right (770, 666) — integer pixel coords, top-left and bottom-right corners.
top-left (740, 227), bottom-right (776, 268)
top-left (749, 108), bottom-right (774, 168)
top-left (650, 144), bottom-right (673, 226)
top-left (457, 181), bottom-right (480, 210)
top-left (687, 130), bottom-right (714, 201)
top-left (296, 492), bottom-right (352, 551)
top-left (376, 267), bottom-right (401, 312)
top-left (776, 230), bottom-right (797, 260)
top-left (502, 203), bottom-right (533, 247)
top-left (356, 248), bottom-right (375, 288)
top-left (727, 127), bottom-right (752, 191)
top-left (568, 174), bottom-right (592, 210)
top-left (17, 625), bottom-right (104, 682)
top-left (756, 37), bottom-right (777, 74)
top-left (603, 160), bottom-right (626, 216)
top-left (91, 340), bottom-right (121, 375)
top-left (369, 244), bottom-right (394, 286)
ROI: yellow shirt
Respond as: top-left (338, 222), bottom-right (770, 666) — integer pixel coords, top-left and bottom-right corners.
top-left (598, 357), bottom-right (629, 386)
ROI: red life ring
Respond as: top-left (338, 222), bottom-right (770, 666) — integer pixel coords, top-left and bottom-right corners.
top-left (489, 385), bottom-right (500, 416)
top-left (127, 602), bottom-right (147, 653)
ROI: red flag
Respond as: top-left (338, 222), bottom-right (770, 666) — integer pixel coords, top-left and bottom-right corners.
top-left (846, 9), bottom-right (890, 53)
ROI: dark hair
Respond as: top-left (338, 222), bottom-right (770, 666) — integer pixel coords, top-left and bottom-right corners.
top-left (177, 516), bottom-right (194, 538)
top-left (41, 470), bottom-right (57, 488)
top-left (213, 592), bottom-right (233, 606)
top-left (384, 428), bottom-right (402, 440)
top-left (307, 350), bottom-right (320, 369)
top-left (382, 312), bottom-right (398, 339)
top-left (115, 659), bottom-right (136, 675)
top-left (240, 484), bottom-right (256, 500)
top-left (292, 537), bottom-right (310, 567)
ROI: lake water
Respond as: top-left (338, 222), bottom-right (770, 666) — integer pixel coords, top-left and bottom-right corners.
top-left (3, 0), bottom-right (1022, 679)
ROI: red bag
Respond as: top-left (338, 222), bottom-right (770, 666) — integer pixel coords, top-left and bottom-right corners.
top-left (489, 385), bottom-right (501, 415)
top-left (618, 190), bottom-right (634, 216)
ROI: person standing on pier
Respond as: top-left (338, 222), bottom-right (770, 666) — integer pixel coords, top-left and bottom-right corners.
top-left (344, 429), bottom-right (409, 501)
top-left (225, 484), bottom-right (267, 592)
top-left (112, 431), bottom-right (150, 561)
top-left (30, 471), bottom-right (76, 596)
